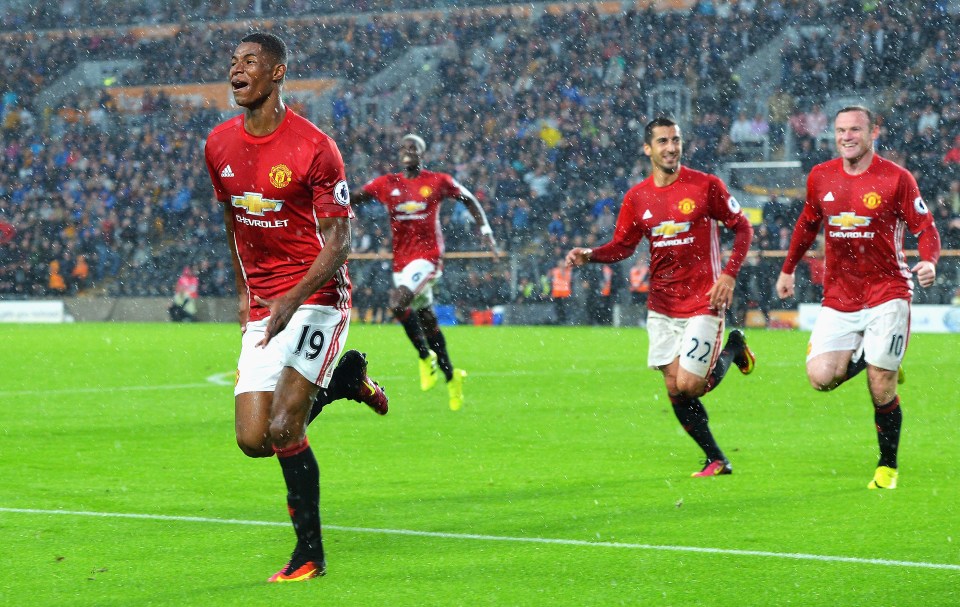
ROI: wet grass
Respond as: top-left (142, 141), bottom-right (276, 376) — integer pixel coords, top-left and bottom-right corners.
top-left (1, 322), bottom-right (958, 606)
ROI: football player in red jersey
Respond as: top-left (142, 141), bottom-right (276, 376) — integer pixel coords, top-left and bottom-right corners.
top-left (776, 106), bottom-right (941, 490)
top-left (204, 32), bottom-right (387, 583)
top-left (351, 133), bottom-right (499, 410)
top-left (566, 117), bottom-right (755, 478)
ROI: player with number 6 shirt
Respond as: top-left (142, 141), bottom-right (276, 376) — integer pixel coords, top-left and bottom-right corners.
top-left (351, 133), bottom-right (499, 411)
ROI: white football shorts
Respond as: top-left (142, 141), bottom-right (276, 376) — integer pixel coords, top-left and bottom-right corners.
top-left (393, 259), bottom-right (442, 310)
top-left (647, 311), bottom-right (724, 377)
top-left (235, 305), bottom-right (351, 395)
top-left (807, 298), bottom-right (909, 371)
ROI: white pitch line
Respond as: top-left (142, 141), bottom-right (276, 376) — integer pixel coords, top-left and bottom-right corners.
top-left (0, 362), bottom-right (800, 399)
top-left (2, 507), bottom-right (957, 572)
top-left (0, 383), bottom-right (219, 397)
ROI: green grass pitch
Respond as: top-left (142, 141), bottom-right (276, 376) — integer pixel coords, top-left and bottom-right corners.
top-left (1, 322), bottom-right (959, 606)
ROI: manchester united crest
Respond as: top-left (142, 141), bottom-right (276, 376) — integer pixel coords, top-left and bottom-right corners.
top-left (862, 191), bottom-right (882, 209)
top-left (678, 198), bottom-right (696, 214)
top-left (269, 164), bottom-right (293, 189)
top-left (419, 186), bottom-right (434, 198)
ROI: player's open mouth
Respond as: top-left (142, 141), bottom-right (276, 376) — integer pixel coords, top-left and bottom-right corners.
top-left (232, 81), bottom-right (248, 91)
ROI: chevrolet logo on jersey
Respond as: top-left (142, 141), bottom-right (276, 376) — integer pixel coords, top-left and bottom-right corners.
top-left (232, 192), bottom-right (284, 216)
top-left (652, 220), bottom-right (691, 238)
top-left (827, 212), bottom-right (871, 230)
top-left (396, 201), bottom-right (428, 214)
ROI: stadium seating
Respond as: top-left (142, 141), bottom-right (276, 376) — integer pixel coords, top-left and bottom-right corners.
top-left (1, 0), bottom-right (957, 318)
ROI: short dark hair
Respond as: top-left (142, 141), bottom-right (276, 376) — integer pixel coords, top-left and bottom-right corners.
top-left (240, 32), bottom-right (288, 66)
top-left (644, 116), bottom-right (679, 144)
top-left (836, 105), bottom-right (874, 127)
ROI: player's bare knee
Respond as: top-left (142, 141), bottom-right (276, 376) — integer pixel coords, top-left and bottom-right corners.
top-left (268, 416), bottom-right (304, 448)
top-left (675, 376), bottom-right (707, 398)
top-left (390, 287), bottom-right (414, 311)
top-left (807, 372), bottom-right (840, 392)
top-left (236, 436), bottom-right (272, 458)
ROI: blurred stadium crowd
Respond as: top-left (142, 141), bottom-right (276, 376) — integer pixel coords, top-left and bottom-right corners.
top-left (1, 0), bottom-right (958, 322)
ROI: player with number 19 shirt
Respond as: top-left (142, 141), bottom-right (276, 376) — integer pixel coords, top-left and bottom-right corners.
top-left (203, 32), bottom-right (389, 585)
top-left (205, 108), bottom-right (353, 320)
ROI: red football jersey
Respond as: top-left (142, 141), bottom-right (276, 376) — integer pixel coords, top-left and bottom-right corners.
top-left (204, 109), bottom-right (353, 321)
top-left (591, 166), bottom-right (752, 318)
top-left (362, 170), bottom-right (463, 272)
top-left (785, 155), bottom-right (935, 312)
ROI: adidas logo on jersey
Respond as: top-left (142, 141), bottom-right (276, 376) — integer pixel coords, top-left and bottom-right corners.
top-left (823, 191), bottom-right (834, 201)
top-left (221, 165), bottom-right (235, 178)
top-left (390, 188), bottom-right (401, 196)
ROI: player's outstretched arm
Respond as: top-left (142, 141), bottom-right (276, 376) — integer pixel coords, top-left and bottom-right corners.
top-left (456, 190), bottom-right (500, 259)
top-left (350, 189), bottom-right (374, 207)
top-left (565, 247), bottom-right (592, 267)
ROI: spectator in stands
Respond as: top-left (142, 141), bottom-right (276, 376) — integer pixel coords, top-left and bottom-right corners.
top-left (768, 89), bottom-right (794, 152)
top-left (47, 260), bottom-right (66, 295)
top-left (628, 254), bottom-right (650, 308)
top-left (547, 212), bottom-right (565, 242)
top-left (917, 103), bottom-right (940, 134)
top-left (70, 253), bottom-right (89, 293)
top-left (169, 265), bottom-right (198, 322)
top-left (729, 111), bottom-right (753, 147)
top-left (943, 135), bottom-right (960, 171)
top-left (749, 113), bottom-right (770, 144)
top-left (549, 256), bottom-right (572, 325)
top-left (803, 103), bottom-right (828, 142)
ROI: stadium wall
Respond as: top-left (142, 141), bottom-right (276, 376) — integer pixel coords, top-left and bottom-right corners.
top-left (55, 298), bottom-right (652, 325)
top-left (61, 297), bottom-right (238, 323)
top-left (9, 299), bottom-right (955, 333)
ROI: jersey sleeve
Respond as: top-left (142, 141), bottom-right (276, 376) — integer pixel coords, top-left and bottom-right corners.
top-left (706, 176), bottom-right (753, 277)
top-left (706, 175), bottom-right (742, 228)
top-left (590, 190), bottom-right (644, 264)
top-left (782, 172), bottom-right (824, 274)
top-left (362, 175), bottom-right (387, 204)
top-left (899, 172), bottom-right (943, 264)
top-left (203, 139), bottom-right (229, 203)
top-left (444, 174), bottom-right (470, 200)
top-left (897, 170), bottom-right (936, 236)
top-left (309, 137), bottom-right (352, 218)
